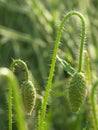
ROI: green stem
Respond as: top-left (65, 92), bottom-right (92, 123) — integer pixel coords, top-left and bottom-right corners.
top-left (0, 68), bottom-right (27, 130)
top-left (91, 81), bottom-right (98, 129)
top-left (78, 12), bottom-right (86, 72)
top-left (8, 80), bottom-right (12, 130)
top-left (84, 51), bottom-right (91, 86)
top-left (38, 11), bottom-right (86, 130)
top-left (10, 59), bottom-right (29, 81)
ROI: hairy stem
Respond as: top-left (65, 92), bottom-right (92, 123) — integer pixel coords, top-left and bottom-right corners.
top-left (38, 11), bottom-right (86, 130)
top-left (0, 68), bottom-right (27, 130)
top-left (84, 51), bottom-right (95, 129)
top-left (8, 80), bottom-right (12, 130)
top-left (84, 51), bottom-right (91, 86)
top-left (10, 59), bottom-right (29, 81)
top-left (91, 81), bottom-right (98, 129)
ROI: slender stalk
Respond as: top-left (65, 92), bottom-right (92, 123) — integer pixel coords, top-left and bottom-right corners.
top-left (10, 59), bottom-right (29, 81)
top-left (8, 80), bottom-right (12, 130)
top-left (77, 13), bottom-right (86, 72)
top-left (91, 81), bottom-right (98, 129)
top-left (0, 68), bottom-right (27, 130)
top-left (84, 51), bottom-right (95, 129)
top-left (38, 11), bottom-right (86, 130)
top-left (84, 51), bottom-right (91, 86)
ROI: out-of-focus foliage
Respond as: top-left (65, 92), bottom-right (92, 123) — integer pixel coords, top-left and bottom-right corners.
top-left (0, 0), bottom-right (98, 130)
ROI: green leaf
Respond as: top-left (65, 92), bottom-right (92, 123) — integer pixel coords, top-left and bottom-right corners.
top-left (57, 55), bottom-right (75, 75)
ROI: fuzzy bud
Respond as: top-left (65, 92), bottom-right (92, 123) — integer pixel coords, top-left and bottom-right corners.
top-left (69, 72), bottom-right (87, 112)
top-left (21, 80), bottom-right (36, 115)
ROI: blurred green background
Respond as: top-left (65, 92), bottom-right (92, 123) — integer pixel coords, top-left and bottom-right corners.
top-left (0, 0), bottom-right (98, 130)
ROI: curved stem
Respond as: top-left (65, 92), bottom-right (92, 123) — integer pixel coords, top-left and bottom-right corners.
top-left (78, 13), bottom-right (86, 72)
top-left (10, 59), bottom-right (29, 81)
top-left (91, 81), bottom-right (98, 129)
top-left (38, 11), bottom-right (86, 130)
top-left (0, 68), bottom-right (27, 130)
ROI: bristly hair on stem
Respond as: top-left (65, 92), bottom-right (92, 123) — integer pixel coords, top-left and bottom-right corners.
top-left (0, 68), bottom-right (27, 130)
top-left (10, 59), bottom-right (29, 81)
top-left (38, 11), bottom-right (86, 130)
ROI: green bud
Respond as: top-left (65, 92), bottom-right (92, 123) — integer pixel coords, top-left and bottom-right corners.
top-left (21, 80), bottom-right (36, 115)
top-left (69, 72), bottom-right (87, 112)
